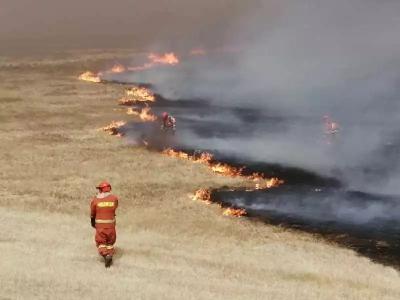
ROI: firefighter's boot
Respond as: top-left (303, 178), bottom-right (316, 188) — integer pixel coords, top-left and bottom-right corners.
top-left (105, 255), bottom-right (113, 268)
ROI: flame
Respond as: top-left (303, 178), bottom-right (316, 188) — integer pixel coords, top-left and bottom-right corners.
top-left (222, 207), bottom-right (247, 217)
top-left (148, 52), bottom-right (179, 65)
top-left (127, 107), bottom-right (157, 122)
top-left (252, 177), bottom-right (284, 190)
top-left (162, 148), bottom-right (283, 190)
top-left (119, 86), bottom-right (155, 105)
top-left (162, 149), bottom-right (214, 164)
top-left (197, 152), bottom-right (214, 163)
top-left (192, 189), bottom-right (212, 204)
top-left (110, 63), bottom-right (126, 73)
top-left (92, 77), bottom-right (280, 222)
top-left (78, 52), bottom-right (178, 84)
top-left (162, 148), bottom-right (190, 160)
top-left (192, 189), bottom-right (247, 217)
top-left (78, 71), bottom-right (102, 83)
top-left (126, 86), bottom-right (155, 101)
top-left (127, 52), bottom-right (180, 72)
top-left (210, 163), bottom-right (243, 177)
top-left (79, 52), bottom-right (179, 83)
top-left (99, 120), bottom-right (126, 136)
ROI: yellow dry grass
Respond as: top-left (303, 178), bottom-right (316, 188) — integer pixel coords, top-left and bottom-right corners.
top-left (0, 51), bottom-right (399, 299)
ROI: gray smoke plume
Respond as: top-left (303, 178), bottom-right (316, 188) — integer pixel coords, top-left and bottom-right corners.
top-left (111, 0), bottom-right (400, 195)
top-left (230, 190), bottom-right (400, 226)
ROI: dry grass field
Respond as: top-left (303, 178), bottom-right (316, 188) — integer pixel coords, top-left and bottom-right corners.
top-left (1, 50), bottom-right (400, 299)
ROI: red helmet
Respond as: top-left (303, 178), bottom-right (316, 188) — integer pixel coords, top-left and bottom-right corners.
top-left (96, 181), bottom-right (111, 192)
top-left (162, 112), bottom-right (168, 119)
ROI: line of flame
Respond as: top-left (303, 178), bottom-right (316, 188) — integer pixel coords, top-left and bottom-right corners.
top-left (162, 148), bottom-right (283, 190)
top-left (93, 71), bottom-right (284, 221)
top-left (192, 189), bottom-right (247, 217)
top-left (78, 52), bottom-right (180, 83)
top-left (119, 86), bottom-right (156, 104)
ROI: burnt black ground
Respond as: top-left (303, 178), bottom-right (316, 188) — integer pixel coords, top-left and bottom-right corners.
top-left (112, 68), bottom-right (400, 268)
top-left (212, 188), bottom-right (400, 268)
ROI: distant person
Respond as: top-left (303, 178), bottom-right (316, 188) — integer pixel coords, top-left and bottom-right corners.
top-left (161, 112), bottom-right (176, 133)
top-left (323, 115), bottom-right (339, 135)
top-left (323, 115), bottom-right (340, 145)
top-left (90, 181), bottom-right (118, 268)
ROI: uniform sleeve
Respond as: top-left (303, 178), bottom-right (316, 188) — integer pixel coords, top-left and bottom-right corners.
top-left (90, 198), bottom-right (96, 218)
top-left (115, 197), bottom-right (119, 210)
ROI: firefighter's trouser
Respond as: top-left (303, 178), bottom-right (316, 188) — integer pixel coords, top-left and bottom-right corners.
top-left (95, 226), bottom-right (116, 257)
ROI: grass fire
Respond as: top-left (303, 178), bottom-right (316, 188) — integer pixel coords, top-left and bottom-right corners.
top-left (87, 44), bottom-right (400, 276)
top-left (78, 52), bottom-right (180, 83)
top-left (99, 120), bottom-right (126, 136)
top-left (126, 107), bottom-right (157, 122)
top-left (78, 71), bottom-right (102, 83)
top-left (119, 86), bottom-right (155, 105)
top-left (161, 149), bottom-right (283, 190)
top-left (4, 1), bottom-right (400, 298)
top-left (191, 189), bottom-right (246, 217)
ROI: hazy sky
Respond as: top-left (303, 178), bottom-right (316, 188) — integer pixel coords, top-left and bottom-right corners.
top-left (0, 0), bottom-right (257, 53)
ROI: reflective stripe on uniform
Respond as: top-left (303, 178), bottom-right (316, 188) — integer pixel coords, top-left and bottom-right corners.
top-left (97, 201), bottom-right (115, 208)
top-left (98, 244), bottom-right (114, 249)
top-left (95, 218), bottom-right (115, 224)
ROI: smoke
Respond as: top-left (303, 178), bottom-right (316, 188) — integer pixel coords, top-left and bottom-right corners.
top-left (229, 189), bottom-right (400, 226)
top-left (74, 1), bottom-right (400, 262)
top-left (111, 0), bottom-right (400, 195)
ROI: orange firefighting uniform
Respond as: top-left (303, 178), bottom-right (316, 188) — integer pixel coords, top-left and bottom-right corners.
top-left (90, 193), bottom-right (118, 256)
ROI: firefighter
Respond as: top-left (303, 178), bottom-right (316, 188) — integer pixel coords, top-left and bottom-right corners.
top-left (90, 181), bottom-right (118, 268)
top-left (323, 115), bottom-right (340, 145)
top-left (161, 112), bottom-right (176, 132)
top-left (323, 115), bottom-right (339, 135)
